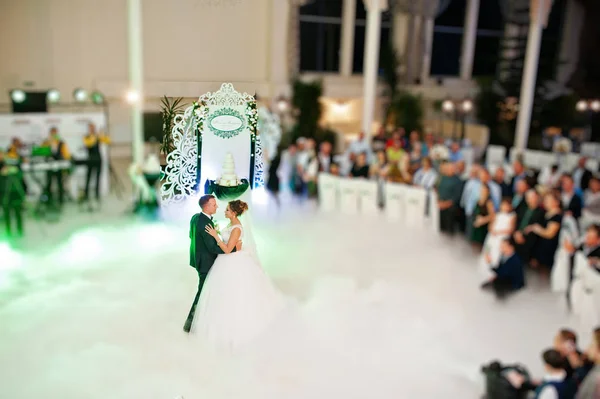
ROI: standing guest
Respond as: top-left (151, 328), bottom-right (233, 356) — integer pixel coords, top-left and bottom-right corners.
top-left (561, 174), bottom-right (584, 220)
top-left (0, 149), bottom-right (25, 237)
top-left (436, 162), bottom-right (463, 234)
top-left (471, 184), bottom-right (496, 249)
top-left (573, 157), bottom-right (594, 191)
top-left (582, 176), bottom-right (600, 222)
top-left (577, 328), bottom-right (600, 399)
top-left (385, 134), bottom-right (406, 164)
top-left (266, 149), bottom-right (282, 207)
top-left (413, 156), bottom-right (438, 190)
top-left (512, 179), bottom-right (531, 226)
top-left (316, 141), bottom-right (334, 173)
top-left (346, 131), bottom-right (371, 163)
top-left (533, 349), bottom-right (577, 399)
top-left (511, 159), bottom-right (527, 194)
top-left (513, 189), bottom-right (545, 263)
top-left (526, 192), bottom-right (563, 274)
top-left (448, 141), bottom-right (463, 163)
top-left (371, 127), bottom-right (387, 152)
top-left (459, 164), bottom-right (481, 236)
top-left (494, 167), bottom-right (512, 198)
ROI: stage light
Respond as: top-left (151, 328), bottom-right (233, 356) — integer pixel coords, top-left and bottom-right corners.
top-left (47, 89), bottom-right (61, 103)
top-left (442, 99), bottom-right (454, 112)
top-left (125, 89), bottom-right (140, 104)
top-left (73, 88), bottom-right (88, 102)
top-left (590, 100), bottom-right (600, 112)
top-left (576, 100), bottom-right (588, 112)
top-left (10, 89), bottom-right (26, 103)
top-left (275, 96), bottom-right (289, 113)
top-left (91, 91), bottom-right (105, 105)
top-left (461, 99), bottom-right (473, 112)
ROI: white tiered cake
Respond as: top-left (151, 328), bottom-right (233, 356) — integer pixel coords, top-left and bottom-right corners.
top-left (218, 153), bottom-right (240, 187)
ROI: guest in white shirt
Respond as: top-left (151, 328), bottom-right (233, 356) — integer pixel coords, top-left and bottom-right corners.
top-left (346, 131), bottom-right (372, 163)
top-left (413, 157), bottom-right (438, 190)
top-left (538, 164), bottom-right (562, 189)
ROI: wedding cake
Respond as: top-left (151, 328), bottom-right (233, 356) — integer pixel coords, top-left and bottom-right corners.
top-left (218, 152), bottom-right (240, 187)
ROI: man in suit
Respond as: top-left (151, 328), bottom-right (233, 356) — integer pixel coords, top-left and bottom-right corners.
top-left (512, 179), bottom-right (530, 226)
top-left (183, 194), bottom-right (237, 333)
top-left (481, 237), bottom-right (525, 298)
top-left (573, 157), bottom-right (594, 191)
top-left (561, 174), bottom-right (584, 220)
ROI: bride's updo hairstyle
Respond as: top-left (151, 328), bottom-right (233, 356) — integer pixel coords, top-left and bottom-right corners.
top-left (229, 200), bottom-right (249, 216)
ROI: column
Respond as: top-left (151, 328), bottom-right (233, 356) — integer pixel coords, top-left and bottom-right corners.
top-left (340, 0), bottom-right (356, 76)
top-left (514, 0), bottom-right (550, 150)
top-left (392, 12), bottom-right (410, 80)
top-left (270, 0), bottom-right (291, 96)
top-left (459, 0), bottom-right (480, 80)
top-left (420, 17), bottom-right (435, 83)
top-left (556, 0), bottom-right (583, 84)
top-left (127, 0), bottom-right (144, 164)
top-left (361, 0), bottom-right (388, 137)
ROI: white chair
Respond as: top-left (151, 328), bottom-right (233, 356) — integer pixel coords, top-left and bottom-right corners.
top-left (428, 190), bottom-right (440, 234)
top-left (317, 173), bottom-right (339, 212)
top-left (578, 260), bottom-right (600, 331)
top-left (537, 152), bottom-right (556, 170)
top-left (569, 252), bottom-right (588, 316)
top-left (586, 158), bottom-right (599, 172)
top-left (551, 245), bottom-right (572, 293)
top-left (338, 178), bottom-right (359, 215)
top-left (403, 186), bottom-right (427, 228)
top-left (581, 142), bottom-right (600, 158)
top-left (486, 145), bottom-right (506, 167)
top-left (523, 150), bottom-right (540, 169)
top-left (356, 179), bottom-right (379, 216)
top-left (384, 183), bottom-right (406, 221)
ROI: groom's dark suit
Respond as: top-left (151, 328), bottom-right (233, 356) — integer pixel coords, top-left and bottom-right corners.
top-left (184, 212), bottom-right (234, 332)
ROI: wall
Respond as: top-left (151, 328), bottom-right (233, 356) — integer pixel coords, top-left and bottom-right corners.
top-left (0, 0), bottom-right (274, 144)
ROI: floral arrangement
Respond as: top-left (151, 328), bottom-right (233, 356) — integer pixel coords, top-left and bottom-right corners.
top-left (192, 100), bottom-right (209, 133)
top-left (246, 100), bottom-right (258, 137)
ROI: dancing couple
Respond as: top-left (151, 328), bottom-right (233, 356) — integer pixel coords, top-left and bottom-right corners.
top-left (183, 194), bottom-right (284, 349)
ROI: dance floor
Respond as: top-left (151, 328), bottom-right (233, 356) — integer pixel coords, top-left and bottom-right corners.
top-left (0, 197), bottom-right (579, 398)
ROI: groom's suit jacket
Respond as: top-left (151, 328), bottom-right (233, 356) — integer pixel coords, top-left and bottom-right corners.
top-left (189, 212), bottom-right (227, 274)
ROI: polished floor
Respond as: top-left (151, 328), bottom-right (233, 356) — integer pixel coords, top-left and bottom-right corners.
top-left (0, 194), bottom-right (580, 398)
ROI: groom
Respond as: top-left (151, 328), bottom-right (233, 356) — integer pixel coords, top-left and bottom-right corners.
top-left (184, 194), bottom-right (236, 333)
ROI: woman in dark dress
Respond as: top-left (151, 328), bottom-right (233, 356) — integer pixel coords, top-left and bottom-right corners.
top-left (266, 151), bottom-right (282, 207)
top-left (526, 192), bottom-right (563, 274)
top-left (471, 183), bottom-right (496, 249)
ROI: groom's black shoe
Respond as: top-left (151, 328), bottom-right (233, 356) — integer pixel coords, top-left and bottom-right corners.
top-left (183, 319), bottom-right (192, 333)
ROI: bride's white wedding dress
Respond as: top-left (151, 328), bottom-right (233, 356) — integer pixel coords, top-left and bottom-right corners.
top-left (192, 224), bottom-right (285, 350)
top-left (478, 211), bottom-right (516, 280)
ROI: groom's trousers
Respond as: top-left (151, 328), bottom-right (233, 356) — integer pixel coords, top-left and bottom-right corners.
top-left (184, 272), bottom-right (208, 332)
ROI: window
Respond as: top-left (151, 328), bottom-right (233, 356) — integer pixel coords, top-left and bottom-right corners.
top-left (299, 0), bottom-right (343, 72)
top-left (352, 1), bottom-right (391, 74)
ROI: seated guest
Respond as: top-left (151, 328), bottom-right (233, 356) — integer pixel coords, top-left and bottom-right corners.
top-left (534, 348), bottom-right (577, 399)
top-left (436, 162), bottom-right (463, 234)
top-left (481, 237), bottom-right (525, 298)
top-left (412, 156), bottom-right (438, 190)
top-left (573, 157), bottom-right (594, 191)
top-left (349, 152), bottom-right (369, 178)
top-left (471, 184), bottom-right (496, 249)
top-left (329, 163), bottom-right (341, 176)
top-left (561, 174), bottom-right (584, 220)
top-left (526, 192), bottom-right (563, 274)
top-left (577, 327), bottom-right (600, 399)
top-left (513, 190), bottom-right (545, 263)
top-left (494, 167), bottom-right (512, 198)
top-left (513, 179), bottom-right (530, 226)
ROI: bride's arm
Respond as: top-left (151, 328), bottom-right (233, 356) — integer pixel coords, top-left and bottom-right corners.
top-left (205, 226), bottom-right (241, 254)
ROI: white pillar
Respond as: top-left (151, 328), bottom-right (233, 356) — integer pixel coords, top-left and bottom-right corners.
top-left (340, 0), bottom-right (357, 76)
top-left (556, 0), bottom-right (583, 84)
top-left (127, 0), bottom-right (144, 164)
top-left (361, 0), bottom-right (388, 137)
top-left (514, 0), bottom-right (547, 151)
top-left (459, 0), bottom-right (480, 80)
top-left (420, 17), bottom-right (434, 83)
top-left (270, 0), bottom-right (291, 96)
top-left (393, 12), bottom-right (410, 80)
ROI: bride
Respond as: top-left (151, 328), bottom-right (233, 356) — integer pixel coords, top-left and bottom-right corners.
top-left (192, 199), bottom-right (285, 349)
